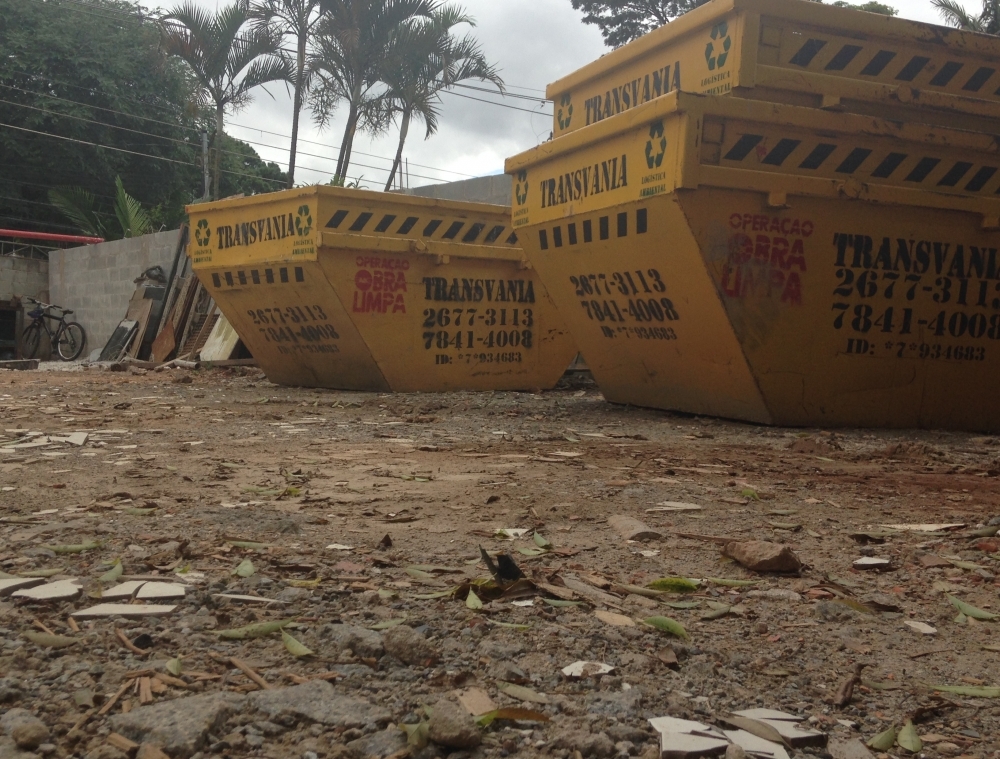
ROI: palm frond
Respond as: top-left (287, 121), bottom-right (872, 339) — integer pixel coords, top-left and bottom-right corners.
top-left (114, 177), bottom-right (153, 239)
top-left (48, 187), bottom-right (106, 239)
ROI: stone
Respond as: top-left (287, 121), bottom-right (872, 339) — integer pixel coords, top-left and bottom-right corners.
top-left (553, 730), bottom-right (616, 758)
top-left (722, 541), bottom-right (802, 573)
top-left (109, 692), bottom-right (245, 758)
top-left (725, 745), bottom-right (746, 759)
top-left (0, 736), bottom-right (36, 759)
top-left (828, 738), bottom-right (873, 759)
top-left (608, 515), bottom-right (663, 541)
top-left (383, 625), bottom-right (437, 666)
top-left (83, 747), bottom-right (127, 759)
top-left (346, 728), bottom-right (408, 758)
top-left (322, 624), bottom-right (385, 658)
top-left (587, 688), bottom-right (643, 717)
top-left (1, 709), bottom-right (49, 750)
top-left (136, 745), bottom-right (172, 759)
top-left (427, 699), bottom-right (481, 750)
top-left (248, 681), bottom-right (391, 729)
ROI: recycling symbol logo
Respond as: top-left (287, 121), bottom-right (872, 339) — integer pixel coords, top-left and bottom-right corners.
top-left (705, 22), bottom-right (732, 71)
top-left (557, 94), bottom-right (574, 131)
top-left (194, 219), bottom-right (211, 247)
top-left (645, 121), bottom-right (667, 170)
top-left (514, 171), bottom-right (528, 206)
top-left (294, 205), bottom-right (313, 237)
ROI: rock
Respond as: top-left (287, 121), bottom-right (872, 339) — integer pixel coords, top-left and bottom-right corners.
top-left (347, 728), bottom-right (408, 758)
top-left (383, 625), bottom-right (437, 666)
top-left (0, 679), bottom-right (22, 704)
top-left (0, 710), bottom-right (49, 750)
top-left (828, 738), bottom-right (873, 759)
top-left (109, 692), bottom-right (245, 758)
top-left (745, 589), bottom-right (802, 603)
top-left (322, 624), bottom-right (385, 658)
top-left (814, 601), bottom-right (856, 621)
top-left (248, 681), bottom-right (391, 728)
top-left (0, 736), bottom-right (36, 759)
top-left (587, 688), bottom-right (643, 717)
top-left (723, 541), bottom-right (802, 573)
top-left (726, 745), bottom-right (747, 759)
top-left (84, 747), bottom-right (127, 759)
top-left (427, 699), bottom-right (481, 749)
top-left (554, 730), bottom-right (616, 758)
top-left (608, 515), bottom-right (662, 541)
top-left (136, 745), bottom-right (172, 759)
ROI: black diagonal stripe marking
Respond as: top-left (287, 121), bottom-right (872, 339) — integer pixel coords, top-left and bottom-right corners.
top-left (294, 267), bottom-right (304, 282)
top-left (905, 157), bottom-right (940, 182)
top-left (374, 214), bottom-right (396, 232)
top-left (505, 231), bottom-right (518, 245)
top-left (237, 271), bottom-right (247, 285)
top-left (538, 230), bottom-right (549, 250)
top-left (825, 44), bottom-right (862, 71)
top-left (212, 273), bottom-right (221, 288)
top-left (723, 134), bottom-right (764, 161)
top-left (860, 50), bottom-right (896, 76)
top-left (349, 212), bottom-right (372, 232)
top-left (396, 216), bottom-right (418, 234)
top-left (789, 38), bottom-right (826, 67)
top-left (583, 219), bottom-right (593, 243)
top-left (441, 221), bottom-right (464, 240)
top-left (799, 143), bottom-right (837, 170)
top-left (251, 270), bottom-right (260, 285)
top-left (617, 212), bottom-right (628, 238)
top-left (930, 61), bottom-right (963, 86)
top-left (937, 161), bottom-right (973, 187)
top-left (966, 166), bottom-right (997, 192)
top-left (895, 55), bottom-right (930, 81)
top-left (423, 219), bottom-right (442, 236)
top-left (462, 223), bottom-right (486, 243)
top-left (568, 223), bottom-right (578, 245)
top-left (871, 152), bottom-right (907, 178)
top-left (484, 225), bottom-right (505, 243)
top-left (224, 272), bottom-right (234, 287)
top-left (326, 209), bottom-right (349, 228)
top-left (553, 226), bottom-right (563, 248)
top-left (636, 209), bottom-right (648, 234)
top-left (599, 216), bottom-right (610, 240)
top-left (964, 67), bottom-right (995, 91)
top-left (836, 148), bottom-right (872, 173)
top-left (762, 138), bottom-right (801, 166)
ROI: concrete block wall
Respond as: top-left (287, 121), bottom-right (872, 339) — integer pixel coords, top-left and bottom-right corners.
top-left (0, 256), bottom-right (49, 302)
top-left (48, 230), bottom-right (182, 352)
top-left (404, 174), bottom-right (512, 206)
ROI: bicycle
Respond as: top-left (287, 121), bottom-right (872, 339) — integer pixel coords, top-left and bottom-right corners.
top-left (21, 297), bottom-right (87, 361)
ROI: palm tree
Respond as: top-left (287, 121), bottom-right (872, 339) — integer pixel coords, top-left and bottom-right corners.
top-left (309, 0), bottom-right (436, 183)
top-left (250, 0), bottom-right (324, 188)
top-left (932, 0), bottom-right (1000, 33)
top-left (380, 5), bottom-right (503, 191)
top-left (161, 0), bottom-right (293, 200)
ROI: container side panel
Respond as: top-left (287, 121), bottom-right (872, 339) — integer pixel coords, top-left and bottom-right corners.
top-left (523, 195), bottom-right (771, 421)
top-left (685, 189), bottom-right (1000, 431)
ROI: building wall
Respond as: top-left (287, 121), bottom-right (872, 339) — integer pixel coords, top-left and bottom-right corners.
top-left (48, 230), bottom-right (182, 352)
top-left (0, 256), bottom-right (49, 302)
top-left (404, 174), bottom-right (512, 206)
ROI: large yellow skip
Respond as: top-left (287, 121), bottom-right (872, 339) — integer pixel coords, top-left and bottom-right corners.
top-left (186, 187), bottom-right (577, 391)
top-left (548, 0), bottom-right (1000, 139)
top-left (507, 91), bottom-right (1000, 431)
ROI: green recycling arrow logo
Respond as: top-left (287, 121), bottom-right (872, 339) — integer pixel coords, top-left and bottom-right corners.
top-left (705, 22), bottom-right (732, 71)
top-left (645, 121), bottom-right (667, 170)
top-left (557, 94), bottom-right (574, 131)
top-left (294, 205), bottom-right (313, 237)
top-left (515, 171), bottom-right (528, 206)
top-left (194, 219), bottom-right (211, 247)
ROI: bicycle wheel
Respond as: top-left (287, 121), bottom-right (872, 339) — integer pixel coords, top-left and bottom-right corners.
top-left (22, 323), bottom-right (42, 359)
top-left (56, 322), bottom-right (87, 361)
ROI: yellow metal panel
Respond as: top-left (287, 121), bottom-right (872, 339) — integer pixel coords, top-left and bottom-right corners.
top-left (187, 186), bottom-right (577, 392)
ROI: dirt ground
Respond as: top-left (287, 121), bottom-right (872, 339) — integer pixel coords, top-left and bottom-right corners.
top-left (2, 364), bottom-right (1000, 759)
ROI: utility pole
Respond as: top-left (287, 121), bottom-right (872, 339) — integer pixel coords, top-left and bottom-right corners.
top-left (201, 128), bottom-right (210, 200)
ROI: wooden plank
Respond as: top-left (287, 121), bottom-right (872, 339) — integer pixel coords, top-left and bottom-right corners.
top-left (126, 299), bottom-right (154, 360)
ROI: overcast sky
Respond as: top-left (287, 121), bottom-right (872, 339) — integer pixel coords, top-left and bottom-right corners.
top-left (138, 0), bottom-right (947, 191)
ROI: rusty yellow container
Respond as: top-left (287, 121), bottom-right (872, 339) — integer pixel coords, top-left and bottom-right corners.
top-left (507, 91), bottom-right (1000, 431)
top-left (549, 0), bottom-right (1000, 139)
top-left (185, 187), bottom-right (577, 391)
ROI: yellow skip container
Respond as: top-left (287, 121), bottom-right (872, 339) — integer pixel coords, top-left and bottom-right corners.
top-left (548, 0), bottom-right (1000, 138)
top-left (506, 91), bottom-right (1000, 431)
top-left (186, 187), bottom-right (577, 391)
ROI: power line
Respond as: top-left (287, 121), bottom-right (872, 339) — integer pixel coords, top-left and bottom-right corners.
top-left (440, 89), bottom-right (552, 116)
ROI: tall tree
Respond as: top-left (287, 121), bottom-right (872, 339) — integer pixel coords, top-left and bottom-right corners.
top-left (569, 0), bottom-right (709, 47)
top-left (932, 0), bottom-right (1000, 32)
top-left (310, 0), bottom-right (436, 183)
top-left (161, 0), bottom-right (292, 200)
top-left (380, 5), bottom-right (503, 191)
top-left (250, 0), bottom-right (324, 188)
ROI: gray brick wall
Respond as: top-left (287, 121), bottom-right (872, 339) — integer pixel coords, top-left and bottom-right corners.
top-left (404, 175), bottom-right (512, 206)
top-left (0, 257), bottom-right (49, 302)
top-left (48, 230), bottom-right (182, 352)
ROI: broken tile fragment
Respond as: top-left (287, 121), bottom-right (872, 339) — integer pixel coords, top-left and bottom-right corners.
top-left (72, 603), bottom-right (177, 619)
top-left (12, 579), bottom-right (81, 601)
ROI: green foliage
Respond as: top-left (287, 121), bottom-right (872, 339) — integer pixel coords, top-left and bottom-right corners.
top-left (831, 0), bottom-right (898, 14)
top-left (569, 0), bottom-right (710, 48)
top-left (49, 176), bottom-right (153, 241)
top-left (932, 0), bottom-right (1000, 33)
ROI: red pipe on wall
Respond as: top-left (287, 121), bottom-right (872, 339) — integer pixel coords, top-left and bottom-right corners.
top-left (0, 229), bottom-right (104, 244)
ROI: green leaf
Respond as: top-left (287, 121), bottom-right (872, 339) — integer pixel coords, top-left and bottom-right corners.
top-left (948, 595), bottom-right (998, 620)
top-left (867, 726), bottom-right (897, 751)
top-left (533, 532), bottom-right (552, 549)
top-left (701, 604), bottom-right (732, 620)
top-left (498, 682), bottom-right (548, 703)
top-left (476, 707), bottom-right (550, 727)
top-left (23, 631), bottom-right (78, 649)
top-left (99, 561), bottom-right (123, 584)
top-left (704, 578), bottom-right (760, 587)
top-left (490, 620), bottom-right (530, 630)
top-left (662, 600), bottom-right (701, 609)
top-left (232, 559), bottom-right (255, 578)
top-left (542, 598), bottom-right (582, 608)
top-left (125, 508), bottom-right (156, 516)
top-left (833, 597), bottom-right (874, 615)
top-left (166, 658), bottom-right (183, 676)
top-left (897, 721), bottom-right (922, 752)
top-left (400, 722), bottom-right (429, 750)
top-left (43, 541), bottom-right (100, 554)
top-left (466, 588), bottom-right (483, 609)
top-left (217, 620), bottom-right (293, 640)
top-left (931, 684), bottom-right (1000, 697)
top-left (406, 567), bottom-right (443, 584)
top-left (17, 568), bottom-right (64, 578)
top-left (642, 616), bottom-right (690, 639)
top-left (413, 589), bottom-right (457, 600)
top-left (114, 175), bottom-right (152, 238)
top-left (282, 630), bottom-right (314, 658)
top-left (49, 186), bottom-right (105, 238)
top-left (517, 547), bottom-right (549, 556)
top-left (742, 488), bottom-right (760, 500)
top-left (646, 577), bottom-right (699, 592)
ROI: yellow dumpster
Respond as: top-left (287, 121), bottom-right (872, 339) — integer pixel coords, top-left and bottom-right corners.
top-left (548, 0), bottom-right (1000, 139)
top-left (185, 187), bottom-right (577, 391)
top-left (506, 91), bottom-right (1000, 431)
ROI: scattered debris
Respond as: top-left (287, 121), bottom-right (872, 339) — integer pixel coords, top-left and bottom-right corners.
top-left (722, 541), bottom-right (803, 573)
top-left (608, 514), bottom-right (663, 541)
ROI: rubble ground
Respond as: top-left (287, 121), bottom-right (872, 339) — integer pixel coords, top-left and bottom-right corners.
top-left (2, 366), bottom-right (1000, 759)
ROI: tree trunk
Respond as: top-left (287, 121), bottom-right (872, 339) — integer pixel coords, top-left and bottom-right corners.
top-left (384, 109), bottom-right (411, 192)
top-left (336, 101), bottom-right (359, 183)
top-left (288, 36), bottom-right (307, 189)
top-left (213, 104), bottom-right (224, 201)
